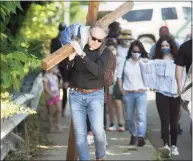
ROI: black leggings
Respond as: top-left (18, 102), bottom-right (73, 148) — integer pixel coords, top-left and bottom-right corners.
top-left (156, 92), bottom-right (181, 146)
top-left (87, 103), bottom-right (107, 132)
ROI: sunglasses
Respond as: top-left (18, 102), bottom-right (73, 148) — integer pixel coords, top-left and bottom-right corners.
top-left (90, 32), bottom-right (104, 43)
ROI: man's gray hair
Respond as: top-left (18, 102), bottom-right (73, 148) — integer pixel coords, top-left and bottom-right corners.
top-left (90, 24), bottom-right (109, 37)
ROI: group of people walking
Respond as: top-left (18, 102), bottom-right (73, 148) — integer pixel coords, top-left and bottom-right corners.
top-left (42, 21), bottom-right (192, 160)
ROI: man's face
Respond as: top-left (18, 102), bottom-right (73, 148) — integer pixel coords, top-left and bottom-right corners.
top-left (88, 27), bottom-right (106, 50)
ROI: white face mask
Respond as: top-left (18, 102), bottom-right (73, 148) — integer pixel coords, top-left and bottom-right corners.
top-left (131, 52), bottom-right (141, 60)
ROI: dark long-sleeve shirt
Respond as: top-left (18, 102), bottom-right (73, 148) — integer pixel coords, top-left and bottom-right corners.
top-left (67, 44), bottom-right (110, 89)
top-left (174, 39), bottom-right (192, 73)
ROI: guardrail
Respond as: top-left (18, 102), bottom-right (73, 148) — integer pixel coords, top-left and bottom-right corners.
top-left (1, 73), bottom-right (43, 160)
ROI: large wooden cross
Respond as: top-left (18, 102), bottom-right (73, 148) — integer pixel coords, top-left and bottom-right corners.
top-left (41, 1), bottom-right (134, 160)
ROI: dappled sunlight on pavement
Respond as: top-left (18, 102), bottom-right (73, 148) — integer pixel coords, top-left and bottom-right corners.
top-left (34, 113), bottom-right (157, 160)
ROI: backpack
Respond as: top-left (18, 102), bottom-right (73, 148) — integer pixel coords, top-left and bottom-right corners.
top-left (99, 44), bottom-right (117, 87)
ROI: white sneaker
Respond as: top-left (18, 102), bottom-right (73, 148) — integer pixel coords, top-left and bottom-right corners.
top-left (171, 145), bottom-right (179, 155)
top-left (107, 125), bottom-right (116, 131)
top-left (158, 144), bottom-right (171, 157)
top-left (87, 134), bottom-right (94, 145)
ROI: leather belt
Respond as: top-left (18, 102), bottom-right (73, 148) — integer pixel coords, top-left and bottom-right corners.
top-left (72, 87), bottom-right (103, 94)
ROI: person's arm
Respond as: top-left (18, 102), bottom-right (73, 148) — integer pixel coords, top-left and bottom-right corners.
top-left (174, 41), bottom-right (186, 94)
top-left (82, 50), bottom-right (109, 77)
top-left (42, 79), bottom-right (54, 98)
top-left (116, 59), bottom-right (126, 95)
top-left (175, 65), bottom-right (184, 95)
top-left (70, 41), bottom-right (109, 77)
top-left (117, 78), bottom-right (126, 95)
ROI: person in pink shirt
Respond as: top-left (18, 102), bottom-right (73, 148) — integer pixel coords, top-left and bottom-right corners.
top-left (43, 67), bottom-right (63, 133)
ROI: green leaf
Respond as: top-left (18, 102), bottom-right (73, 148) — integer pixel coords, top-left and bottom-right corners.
top-left (0, 33), bottom-right (7, 39)
top-left (7, 1), bottom-right (17, 14)
top-left (11, 71), bottom-right (20, 78)
top-left (7, 52), bottom-right (27, 63)
top-left (1, 54), bottom-right (7, 63)
top-left (13, 77), bottom-right (20, 92)
top-left (2, 73), bottom-right (11, 89)
top-left (14, 1), bottom-right (23, 11)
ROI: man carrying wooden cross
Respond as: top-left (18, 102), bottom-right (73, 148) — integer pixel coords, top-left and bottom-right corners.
top-left (41, 2), bottom-right (134, 159)
top-left (61, 23), bottom-right (111, 160)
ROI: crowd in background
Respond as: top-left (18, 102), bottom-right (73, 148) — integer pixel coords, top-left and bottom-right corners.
top-left (42, 21), bottom-right (192, 158)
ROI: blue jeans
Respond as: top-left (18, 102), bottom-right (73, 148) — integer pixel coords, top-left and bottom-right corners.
top-left (69, 88), bottom-right (106, 160)
top-left (122, 92), bottom-right (147, 137)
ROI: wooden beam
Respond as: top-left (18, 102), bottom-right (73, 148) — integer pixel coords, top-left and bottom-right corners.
top-left (41, 0), bottom-right (134, 71)
top-left (41, 44), bottom-right (74, 71)
top-left (96, 0), bottom-right (134, 27)
top-left (66, 1), bottom-right (99, 161)
top-left (86, 1), bottom-right (99, 26)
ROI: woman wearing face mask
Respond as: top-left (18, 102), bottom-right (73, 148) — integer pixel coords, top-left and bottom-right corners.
top-left (153, 35), bottom-right (180, 156)
top-left (117, 40), bottom-right (148, 147)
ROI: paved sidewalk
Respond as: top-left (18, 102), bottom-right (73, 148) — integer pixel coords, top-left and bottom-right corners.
top-left (35, 115), bottom-right (157, 160)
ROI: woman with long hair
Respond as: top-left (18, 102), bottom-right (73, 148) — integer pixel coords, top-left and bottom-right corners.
top-left (153, 35), bottom-right (180, 156)
top-left (117, 40), bottom-right (148, 147)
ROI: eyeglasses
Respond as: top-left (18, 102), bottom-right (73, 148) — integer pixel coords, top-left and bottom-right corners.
top-left (90, 32), bottom-right (104, 43)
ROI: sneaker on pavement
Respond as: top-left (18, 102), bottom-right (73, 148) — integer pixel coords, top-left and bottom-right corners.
top-left (137, 137), bottom-right (146, 147)
top-left (107, 125), bottom-right (116, 132)
top-left (158, 144), bottom-right (171, 157)
top-left (171, 145), bottom-right (179, 156)
top-left (129, 136), bottom-right (137, 145)
top-left (118, 126), bottom-right (125, 132)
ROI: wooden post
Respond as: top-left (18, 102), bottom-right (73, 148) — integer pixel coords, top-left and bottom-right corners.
top-left (66, 1), bottom-right (100, 161)
top-left (86, 1), bottom-right (100, 26)
top-left (41, 0), bottom-right (134, 71)
top-left (66, 120), bottom-right (78, 160)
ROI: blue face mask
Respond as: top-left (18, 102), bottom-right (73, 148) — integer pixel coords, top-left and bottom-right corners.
top-left (161, 48), bottom-right (171, 54)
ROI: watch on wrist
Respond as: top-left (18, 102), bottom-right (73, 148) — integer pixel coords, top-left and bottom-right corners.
top-left (80, 51), bottom-right (86, 59)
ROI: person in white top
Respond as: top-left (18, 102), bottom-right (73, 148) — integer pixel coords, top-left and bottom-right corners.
top-left (153, 35), bottom-right (180, 157)
top-left (117, 40), bottom-right (148, 147)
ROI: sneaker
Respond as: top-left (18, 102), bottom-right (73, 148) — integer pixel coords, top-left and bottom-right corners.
top-left (129, 136), bottom-right (137, 145)
top-left (158, 144), bottom-right (171, 157)
top-left (87, 134), bottom-right (94, 145)
top-left (137, 137), bottom-right (146, 147)
top-left (118, 126), bottom-right (125, 132)
top-left (171, 145), bottom-right (179, 155)
top-left (107, 125), bottom-right (116, 132)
